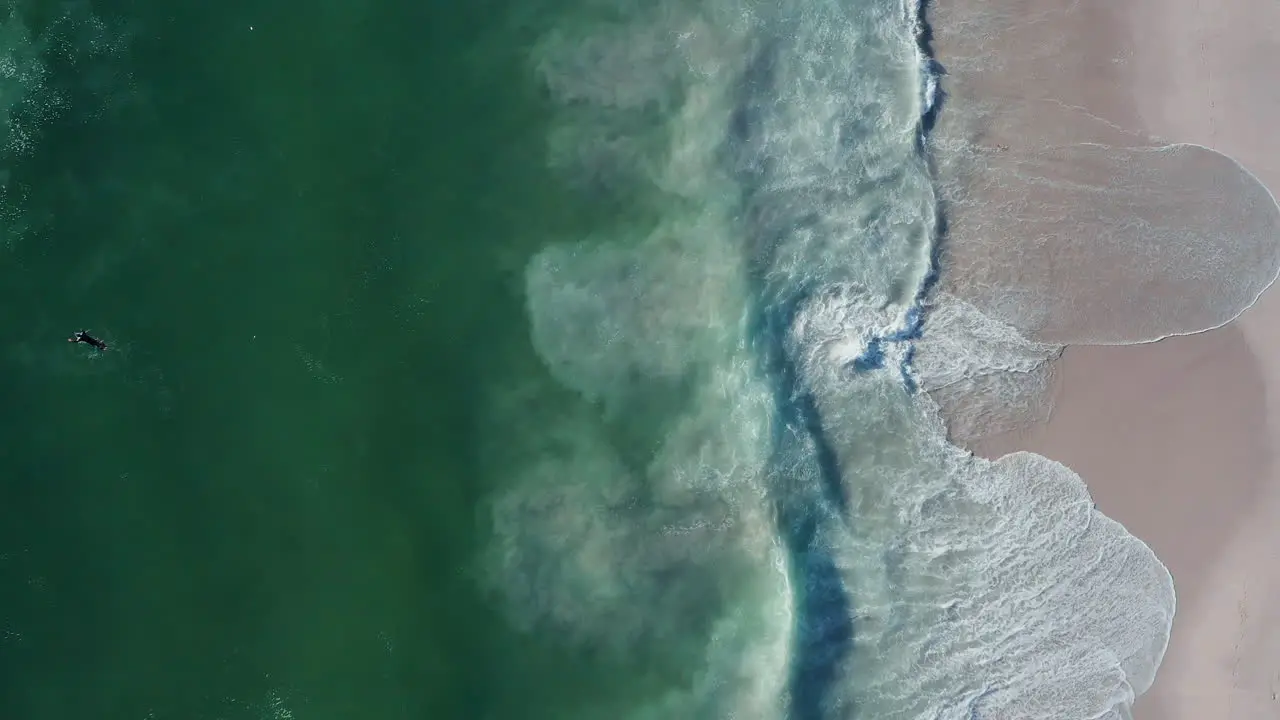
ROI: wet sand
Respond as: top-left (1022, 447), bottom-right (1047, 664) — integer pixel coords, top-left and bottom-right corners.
top-left (1070, 0), bottom-right (1280, 716)
top-left (931, 0), bottom-right (1280, 716)
top-left (976, 330), bottom-right (1278, 717)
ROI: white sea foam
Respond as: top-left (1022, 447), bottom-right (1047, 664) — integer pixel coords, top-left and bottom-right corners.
top-left (789, 291), bottom-right (1172, 719)
top-left (0, 4), bottom-right (123, 253)
top-left (480, 0), bottom-right (1188, 717)
top-left (0, 9), bottom-right (48, 250)
top-left (914, 295), bottom-right (1061, 445)
top-left (0, 12), bottom-right (50, 158)
top-left (0, 4), bottom-right (118, 163)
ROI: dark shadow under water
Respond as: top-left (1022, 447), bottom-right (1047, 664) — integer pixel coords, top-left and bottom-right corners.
top-left (728, 29), bottom-right (857, 719)
top-left (751, 290), bottom-right (856, 720)
top-left (724, 0), bottom-right (949, 708)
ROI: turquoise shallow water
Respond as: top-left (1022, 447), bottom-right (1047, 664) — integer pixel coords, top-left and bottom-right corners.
top-left (0, 1), bottom-right (621, 717)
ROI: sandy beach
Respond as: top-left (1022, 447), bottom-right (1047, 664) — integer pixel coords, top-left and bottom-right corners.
top-left (977, 331), bottom-right (1280, 718)
top-left (931, 0), bottom-right (1280, 716)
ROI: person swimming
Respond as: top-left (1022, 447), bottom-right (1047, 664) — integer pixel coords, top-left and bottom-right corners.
top-left (68, 330), bottom-right (108, 351)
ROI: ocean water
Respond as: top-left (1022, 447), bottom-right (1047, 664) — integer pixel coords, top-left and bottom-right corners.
top-left (490, 0), bottom-right (1177, 718)
top-left (0, 0), bottom-right (604, 717)
top-left (0, 0), bottom-right (1207, 719)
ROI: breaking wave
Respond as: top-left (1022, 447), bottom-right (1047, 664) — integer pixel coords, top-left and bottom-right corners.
top-left (464, 0), bottom-right (1270, 717)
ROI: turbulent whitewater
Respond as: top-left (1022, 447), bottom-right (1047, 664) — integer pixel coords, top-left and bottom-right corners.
top-left (481, 0), bottom-right (1175, 718)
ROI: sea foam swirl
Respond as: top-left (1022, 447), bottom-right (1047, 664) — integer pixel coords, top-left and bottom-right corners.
top-left (481, 0), bottom-right (1176, 717)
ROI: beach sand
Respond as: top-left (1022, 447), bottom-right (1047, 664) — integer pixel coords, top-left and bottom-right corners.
top-left (977, 332), bottom-right (1280, 717)
top-left (938, 0), bottom-right (1280, 716)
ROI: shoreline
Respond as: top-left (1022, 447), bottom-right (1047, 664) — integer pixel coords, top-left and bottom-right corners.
top-left (925, 0), bottom-right (1280, 344)
top-left (926, 0), bottom-right (1280, 716)
top-left (973, 333), bottom-right (1272, 718)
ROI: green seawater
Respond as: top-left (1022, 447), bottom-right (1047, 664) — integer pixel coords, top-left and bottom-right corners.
top-left (0, 1), bottom-right (628, 717)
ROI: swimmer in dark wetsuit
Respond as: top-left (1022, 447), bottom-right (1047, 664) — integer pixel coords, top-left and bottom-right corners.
top-left (68, 330), bottom-right (108, 351)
